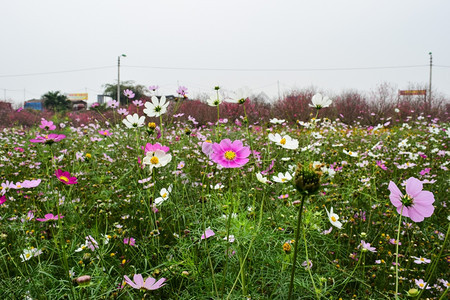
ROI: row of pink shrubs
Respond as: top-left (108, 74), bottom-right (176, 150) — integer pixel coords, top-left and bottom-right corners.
top-left (2, 87), bottom-right (448, 129)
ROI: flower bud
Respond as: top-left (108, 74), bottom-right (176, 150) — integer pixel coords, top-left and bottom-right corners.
top-left (406, 288), bottom-right (419, 297)
top-left (75, 275), bottom-right (91, 286)
top-left (293, 163), bottom-right (322, 194)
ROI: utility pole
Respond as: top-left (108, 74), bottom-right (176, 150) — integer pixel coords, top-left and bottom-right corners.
top-left (117, 54), bottom-right (126, 105)
top-left (428, 52), bottom-right (432, 104)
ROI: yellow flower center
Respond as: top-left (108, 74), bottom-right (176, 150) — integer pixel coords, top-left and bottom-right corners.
top-left (26, 253), bottom-right (31, 258)
top-left (224, 151), bottom-right (236, 160)
top-left (281, 178), bottom-right (286, 182)
top-left (419, 283), bottom-right (424, 287)
top-left (331, 216), bottom-right (337, 222)
top-left (280, 138), bottom-right (286, 145)
top-left (150, 156), bottom-right (159, 164)
top-left (86, 153), bottom-right (91, 158)
top-left (148, 122), bottom-right (156, 129)
top-left (59, 176), bottom-right (69, 182)
top-left (162, 193), bottom-right (167, 198)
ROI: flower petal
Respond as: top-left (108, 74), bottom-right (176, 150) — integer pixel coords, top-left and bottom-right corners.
top-left (405, 177), bottom-right (423, 198)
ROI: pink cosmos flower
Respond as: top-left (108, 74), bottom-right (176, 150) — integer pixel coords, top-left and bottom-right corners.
top-left (123, 89), bottom-right (135, 99)
top-left (132, 99), bottom-right (143, 107)
top-left (107, 99), bottom-right (119, 108)
top-left (376, 160), bottom-right (388, 170)
top-left (359, 240), bottom-right (376, 252)
top-left (36, 213), bottom-right (64, 222)
top-left (55, 169), bottom-right (78, 185)
top-left (11, 179), bottom-right (41, 189)
top-left (123, 274), bottom-right (166, 290)
top-left (30, 134), bottom-right (66, 144)
top-left (176, 86), bottom-right (188, 97)
top-left (123, 237), bottom-right (136, 247)
top-left (98, 130), bottom-right (112, 136)
top-left (0, 195), bottom-right (6, 205)
top-left (210, 139), bottom-right (250, 168)
top-left (39, 118), bottom-right (56, 131)
top-left (201, 141), bottom-right (214, 157)
top-left (388, 177), bottom-right (435, 222)
top-left (201, 228), bottom-right (215, 240)
top-left (419, 168), bottom-right (431, 176)
top-left (144, 143), bottom-right (170, 155)
top-left (117, 108), bottom-right (129, 116)
top-left (149, 85), bottom-right (159, 91)
top-left (411, 256), bottom-right (431, 264)
top-left (415, 279), bottom-right (431, 289)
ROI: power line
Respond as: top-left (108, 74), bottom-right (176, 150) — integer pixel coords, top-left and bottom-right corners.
top-left (0, 64), bottom-right (432, 78)
top-left (0, 66), bottom-right (115, 78)
top-left (124, 64), bottom-right (428, 72)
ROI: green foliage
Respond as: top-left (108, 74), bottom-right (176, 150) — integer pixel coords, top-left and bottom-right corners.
top-left (42, 91), bottom-right (71, 112)
top-left (0, 113), bottom-right (448, 299)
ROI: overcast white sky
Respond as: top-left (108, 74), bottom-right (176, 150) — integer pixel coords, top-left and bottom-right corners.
top-left (1, 0), bottom-right (449, 106)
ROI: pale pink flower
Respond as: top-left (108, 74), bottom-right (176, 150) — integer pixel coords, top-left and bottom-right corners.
top-left (201, 228), bottom-right (215, 240)
top-left (123, 274), bottom-right (166, 290)
top-left (388, 177), bottom-right (435, 222)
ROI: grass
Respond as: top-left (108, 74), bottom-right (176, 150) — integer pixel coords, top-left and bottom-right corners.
top-left (0, 95), bottom-right (448, 299)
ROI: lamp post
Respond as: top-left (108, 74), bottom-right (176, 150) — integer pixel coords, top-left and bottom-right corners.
top-left (117, 54), bottom-right (127, 105)
top-left (428, 52), bottom-right (432, 104)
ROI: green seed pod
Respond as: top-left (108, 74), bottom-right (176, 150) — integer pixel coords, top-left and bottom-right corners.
top-left (293, 163), bottom-right (322, 194)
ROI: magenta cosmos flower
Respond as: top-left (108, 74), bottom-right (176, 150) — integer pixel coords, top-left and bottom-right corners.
top-left (55, 169), bottom-right (78, 185)
top-left (144, 142), bottom-right (170, 155)
top-left (39, 118), bottom-right (56, 131)
top-left (36, 213), bottom-right (64, 222)
top-left (30, 133), bottom-right (66, 144)
top-left (388, 177), bottom-right (435, 222)
top-left (124, 274), bottom-right (166, 290)
top-left (210, 139), bottom-right (250, 168)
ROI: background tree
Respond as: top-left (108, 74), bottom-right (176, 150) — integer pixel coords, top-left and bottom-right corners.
top-left (42, 91), bottom-right (71, 112)
top-left (102, 81), bottom-right (149, 105)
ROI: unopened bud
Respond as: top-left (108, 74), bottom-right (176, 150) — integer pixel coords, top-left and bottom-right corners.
top-left (406, 288), bottom-right (419, 297)
top-left (293, 163), bottom-right (322, 194)
top-left (75, 275), bottom-right (91, 286)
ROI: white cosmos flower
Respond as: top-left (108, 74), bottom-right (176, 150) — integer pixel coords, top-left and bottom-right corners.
top-left (155, 185), bottom-right (172, 205)
top-left (272, 172), bottom-right (293, 183)
top-left (225, 87), bottom-right (251, 104)
top-left (256, 172), bottom-right (269, 184)
top-left (268, 133), bottom-right (299, 150)
top-left (142, 150), bottom-right (172, 171)
top-left (207, 93), bottom-right (223, 107)
top-left (20, 247), bottom-right (43, 262)
top-left (309, 93), bottom-right (332, 109)
top-left (325, 207), bottom-right (342, 229)
top-left (343, 149), bottom-right (358, 157)
top-left (269, 118), bottom-right (285, 124)
top-left (122, 113), bottom-right (145, 129)
top-left (143, 96), bottom-right (170, 117)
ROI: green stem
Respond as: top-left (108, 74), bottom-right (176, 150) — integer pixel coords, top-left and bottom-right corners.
top-left (303, 222), bottom-right (320, 299)
top-left (418, 222), bottom-right (450, 298)
top-left (227, 186), bottom-right (266, 299)
top-left (288, 194), bottom-right (307, 299)
top-left (395, 206), bottom-right (403, 300)
top-left (159, 114), bottom-right (164, 140)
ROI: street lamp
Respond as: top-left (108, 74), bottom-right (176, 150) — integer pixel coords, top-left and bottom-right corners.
top-left (117, 54), bottom-right (127, 105)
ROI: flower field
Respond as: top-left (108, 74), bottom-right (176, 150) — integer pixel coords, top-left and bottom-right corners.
top-left (0, 91), bottom-right (449, 299)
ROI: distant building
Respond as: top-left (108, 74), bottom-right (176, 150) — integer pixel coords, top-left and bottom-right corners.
top-left (24, 99), bottom-right (43, 110)
top-left (70, 100), bottom-right (87, 111)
